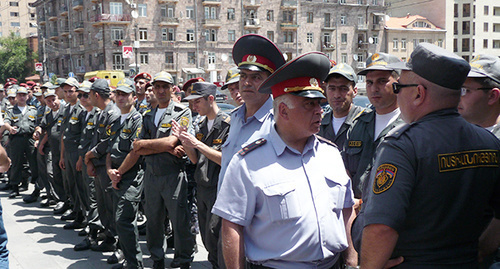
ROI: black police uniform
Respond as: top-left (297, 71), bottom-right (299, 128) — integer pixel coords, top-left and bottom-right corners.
top-left (318, 105), bottom-right (366, 149)
top-left (354, 109), bottom-right (500, 267)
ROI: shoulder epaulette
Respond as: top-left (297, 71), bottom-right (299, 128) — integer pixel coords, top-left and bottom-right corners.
top-left (386, 123), bottom-right (411, 139)
top-left (132, 113), bottom-right (141, 121)
top-left (238, 138), bottom-right (266, 156)
top-left (353, 108), bottom-right (368, 121)
top-left (222, 113), bottom-right (231, 124)
top-left (315, 135), bottom-right (338, 149)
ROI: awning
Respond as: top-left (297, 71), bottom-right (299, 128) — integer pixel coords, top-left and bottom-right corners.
top-left (182, 68), bottom-right (205, 74)
top-left (372, 12), bottom-right (386, 16)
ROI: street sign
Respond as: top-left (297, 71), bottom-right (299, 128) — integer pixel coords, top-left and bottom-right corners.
top-left (35, 63), bottom-right (43, 72)
top-left (123, 46), bottom-right (133, 59)
top-left (68, 72), bottom-right (75, 78)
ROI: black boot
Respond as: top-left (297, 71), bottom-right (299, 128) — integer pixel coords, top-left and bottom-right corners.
top-left (23, 188), bottom-right (40, 204)
top-left (9, 185), bottom-right (19, 199)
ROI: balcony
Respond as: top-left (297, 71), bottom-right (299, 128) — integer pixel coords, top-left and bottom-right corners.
top-left (74, 22), bottom-right (84, 32)
top-left (372, 23), bottom-right (383, 30)
top-left (159, 17), bottom-right (179, 26)
top-left (72, 0), bottom-right (84, 10)
top-left (244, 19), bottom-right (261, 29)
top-left (357, 24), bottom-right (369, 31)
top-left (60, 25), bottom-right (70, 36)
top-left (48, 12), bottom-right (58, 21)
top-left (50, 31), bottom-right (59, 40)
top-left (322, 43), bottom-right (335, 51)
top-left (202, 0), bottom-right (221, 5)
top-left (243, 0), bottom-right (261, 8)
top-left (162, 63), bottom-right (176, 71)
top-left (280, 22), bottom-right (299, 29)
top-left (60, 5), bottom-right (68, 16)
top-left (322, 23), bottom-right (336, 31)
top-left (357, 42), bottom-right (369, 50)
top-left (93, 14), bottom-right (131, 26)
top-left (202, 18), bottom-right (221, 27)
top-left (39, 17), bottom-right (46, 25)
top-left (281, 0), bottom-right (298, 9)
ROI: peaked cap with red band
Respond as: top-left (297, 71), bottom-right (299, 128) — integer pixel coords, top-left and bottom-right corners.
top-left (134, 72), bottom-right (152, 82)
top-left (232, 34), bottom-right (286, 74)
top-left (258, 52), bottom-right (331, 99)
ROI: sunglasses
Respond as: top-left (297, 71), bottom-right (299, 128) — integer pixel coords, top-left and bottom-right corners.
top-left (77, 93), bottom-right (89, 99)
top-left (392, 82), bottom-right (419, 94)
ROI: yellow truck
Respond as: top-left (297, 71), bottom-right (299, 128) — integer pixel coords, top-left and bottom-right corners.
top-left (84, 70), bottom-right (125, 87)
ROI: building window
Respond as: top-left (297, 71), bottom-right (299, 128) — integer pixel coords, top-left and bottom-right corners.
top-left (112, 53), bottom-right (124, 70)
top-left (454, 4), bottom-right (458, 17)
top-left (437, 39), bottom-right (443, 47)
top-left (494, 24), bottom-right (500, 32)
top-left (205, 7), bottom-right (218, 19)
top-left (462, 38), bottom-right (470, 52)
top-left (111, 28), bottom-right (123, 40)
top-left (10, 12), bottom-right (19, 17)
top-left (372, 35), bottom-right (378, 44)
top-left (11, 22), bottom-right (20, 27)
top-left (267, 31), bottom-right (274, 42)
top-left (357, 53), bottom-right (364, 62)
top-left (341, 53), bottom-right (347, 63)
top-left (228, 30), bottom-right (235, 42)
top-left (162, 28), bottom-right (175, 41)
top-left (484, 6), bottom-right (489, 15)
top-left (341, 33), bottom-right (347, 44)
top-left (463, 3), bottom-right (471, 17)
top-left (188, 52), bottom-right (196, 64)
top-left (186, 7), bottom-right (194, 19)
top-left (307, 33), bottom-right (313, 43)
top-left (323, 33), bottom-right (331, 47)
top-left (227, 8), bottom-right (235, 20)
top-left (139, 28), bottom-right (148, 41)
top-left (358, 15), bottom-right (364, 26)
top-left (494, 40), bottom-right (500, 48)
top-left (324, 13), bottom-right (331, 27)
top-left (110, 2), bottom-right (123, 15)
top-left (495, 7), bottom-right (500, 16)
top-left (284, 31), bottom-right (294, 43)
top-left (340, 0), bottom-right (346, 3)
top-left (307, 12), bottom-right (313, 23)
top-left (484, 39), bottom-right (488, 48)
top-left (205, 29), bottom-right (217, 42)
top-left (165, 52), bottom-right (174, 63)
top-left (340, 15), bottom-right (346, 25)
top-left (462, 21), bottom-right (470, 34)
top-left (267, 10), bottom-right (274, 21)
top-left (208, 52), bottom-right (216, 64)
top-left (138, 4), bottom-right (147, 17)
top-left (140, 52), bottom-right (149, 64)
top-left (484, 23), bottom-right (489, 32)
top-left (283, 10), bottom-right (294, 23)
top-left (401, 38), bottom-right (406, 49)
top-left (393, 38), bottom-right (398, 50)
top-left (9, 2), bottom-right (19, 6)
top-left (186, 29), bottom-right (194, 42)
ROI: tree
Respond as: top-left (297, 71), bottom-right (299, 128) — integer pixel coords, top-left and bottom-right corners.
top-left (0, 32), bottom-right (36, 83)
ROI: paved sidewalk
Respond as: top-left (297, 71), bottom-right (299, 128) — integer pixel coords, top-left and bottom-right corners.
top-left (1, 185), bottom-right (211, 269)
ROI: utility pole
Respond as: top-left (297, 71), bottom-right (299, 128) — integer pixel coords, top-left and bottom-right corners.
top-left (134, 23), bottom-right (139, 74)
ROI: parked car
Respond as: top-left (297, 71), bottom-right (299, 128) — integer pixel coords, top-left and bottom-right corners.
top-left (217, 103), bottom-right (235, 113)
top-left (216, 90), bottom-right (228, 102)
top-left (353, 95), bottom-right (371, 108)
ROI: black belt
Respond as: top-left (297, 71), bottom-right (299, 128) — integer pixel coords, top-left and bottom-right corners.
top-left (246, 258), bottom-right (343, 269)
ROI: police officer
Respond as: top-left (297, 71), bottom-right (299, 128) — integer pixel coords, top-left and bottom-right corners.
top-left (84, 79), bottom-right (121, 252)
top-left (106, 78), bottom-right (144, 269)
top-left (343, 53), bottom-right (404, 199)
top-left (459, 54), bottom-right (500, 137)
top-left (3, 87), bottom-right (39, 198)
top-left (213, 52), bottom-right (356, 269)
top-left (174, 82), bottom-right (231, 268)
top-left (74, 81), bottom-right (102, 251)
top-left (357, 43), bottom-right (500, 268)
top-left (319, 63), bottom-right (367, 148)
top-left (134, 72), bottom-right (151, 114)
top-left (221, 67), bottom-right (243, 106)
top-left (132, 71), bottom-right (195, 269)
top-left (60, 77), bottom-right (87, 228)
top-left (219, 34), bottom-right (285, 188)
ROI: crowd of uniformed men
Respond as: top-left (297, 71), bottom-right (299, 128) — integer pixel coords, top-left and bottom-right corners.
top-left (0, 34), bottom-right (498, 269)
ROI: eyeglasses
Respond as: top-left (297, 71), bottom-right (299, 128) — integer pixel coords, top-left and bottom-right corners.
top-left (392, 82), bottom-right (420, 94)
top-left (460, 87), bottom-right (494, 96)
top-left (77, 93), bottom-right (89, 99)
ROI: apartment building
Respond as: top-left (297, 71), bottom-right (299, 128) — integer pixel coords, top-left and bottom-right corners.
top-left (0, 0), bottom-right (38, 38)
top-left (384, 15), bottom-right (446, 61)
top-left (31, 0), bottom-right (386, 83)
top-left (386, 0), bottom-right (500, 61)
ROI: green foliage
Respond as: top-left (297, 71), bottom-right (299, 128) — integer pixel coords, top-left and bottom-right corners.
top-left (50, 74), bottom-right (57, 84)
top-left (0, 32), bottom-right (36, 83)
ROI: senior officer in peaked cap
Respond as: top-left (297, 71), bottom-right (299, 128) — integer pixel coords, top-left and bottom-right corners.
top-left (218, 34), bottom-right (286, 189)
top-left (318, 63), bottom-right (367, 148)
top-left (221, 67), bottom-right (243, 106)
top-left (355, 43), bottom-right (500, 268)
top-left (213, 52), bottom-right (356, 269)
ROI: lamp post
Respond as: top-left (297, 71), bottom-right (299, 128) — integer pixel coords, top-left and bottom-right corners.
top-left (134, 23), bottom-right (139, 74)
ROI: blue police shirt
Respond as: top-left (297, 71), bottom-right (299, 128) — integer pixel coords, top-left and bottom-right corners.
top-left (213, 126), bottom-right (354, 269)
top-left (218, 96), bottom-right (274, 189)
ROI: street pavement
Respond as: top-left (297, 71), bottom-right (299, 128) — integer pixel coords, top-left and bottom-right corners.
top-left (1, 185), bottom-right (211, 269)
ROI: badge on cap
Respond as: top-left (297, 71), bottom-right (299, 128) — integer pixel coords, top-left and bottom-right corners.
top-left (373, 164), bottom-right (397, 194)
top-left (247, 55), bottom-right (257, 63)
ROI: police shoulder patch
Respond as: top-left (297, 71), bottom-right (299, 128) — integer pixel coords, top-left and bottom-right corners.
top-left (179, 116), bottom-right (189, 128)
top-left (373, 164), bottom-right (397, 194)
top-left (238, 138), bottom-right (267, 156)
top-left (196, 133), bottom-right (203, 140)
